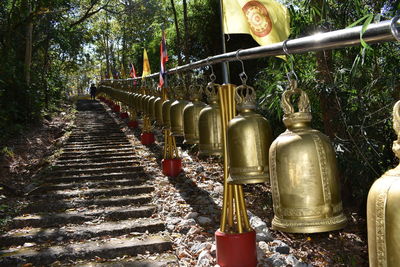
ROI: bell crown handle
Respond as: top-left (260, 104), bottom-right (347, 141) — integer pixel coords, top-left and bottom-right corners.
top-left (205, 82), bottom-right (220, 102)
top-left (235, 85), bottom-right (256, 109)
top-left (281, 84), bottom-right (311, 115)
top-left (188, 84), bottom-right (203, 101)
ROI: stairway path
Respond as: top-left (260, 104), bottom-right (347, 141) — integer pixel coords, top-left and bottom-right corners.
top-left (0, 100), bottom-right (176, 266)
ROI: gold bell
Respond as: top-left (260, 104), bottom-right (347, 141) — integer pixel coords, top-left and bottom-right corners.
top-left (227, 85), bottom-right (273, 184)
top-left (198, 83), bottom-right (223, 157)
top-left (155, 96), bottom-right (164, 127)
top-left (183, 86), bottom-right (206, 144)
top-left (162, 97), bottom-right (174, 130)
top-left (269, 84), bottom-right (347, 233)
top-left (142, 94), bottom-right (151, 114)
top-left (146, 94), bottom-right (156, 119)
top-left (367, 100), bottom-right (400, 267)
top-left (149, 94), bottom-right (160, 122)
top-left (170, 89), bottom-right (189, 136)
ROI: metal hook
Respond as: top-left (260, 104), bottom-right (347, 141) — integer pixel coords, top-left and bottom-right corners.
top-left (236, 49), bottom-right (248, 85)
top-left (206, 57), bottom-right (216, 82)
top-left (283, 39), bottom-right (298, 88)
top-left (391, 15), bottom-right (400, 42)
top-left (282, 39), bottom-right (290, 56)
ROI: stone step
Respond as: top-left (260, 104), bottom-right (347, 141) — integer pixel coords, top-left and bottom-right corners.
top-left (30, 185), bottom-right (154, 200)
top-left (2, 218), bottom-right (165, 246)
top-left (44, 172), bottom-right (146, 184)
top-left (68, 136), bottom-right (127, 142)
top-left (0, 236), bottom-right (172, 266)
top-left (62, 144), bottom-right (133, 152)
top-left (33, 178), bottom-right (149, 192)
top-left (55, 156), bottom-right (139, 165)
top-left (52, 160), bottom-right (140, 171)
top-left (65, 141), bottom-right (131, 147)
top-left (11, 205), bottom-right (157, 228)
top-left (61, 147), bottom-right (134, 156)
top-left (72, 253), bottom-right (178, 267)
top-left (22, 194), bottom-right (152, 213)
top-left (58, 151), bottom-right (136, 161)
top-left (49, 166), bottom-right (143, 177)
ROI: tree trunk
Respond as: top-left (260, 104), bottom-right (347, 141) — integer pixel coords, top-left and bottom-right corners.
top-left (170, 0), bottom-right (183, 65)
top-left (183, 0), bottom-right (189, 64)
top-left (43, 35), bottom-right (50, 109)
top-left (312, 0), bottom-right (345, 139)
top-left (24, 1), bottom-right (33, 85)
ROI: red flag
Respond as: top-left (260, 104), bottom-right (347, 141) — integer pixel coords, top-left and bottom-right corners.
top-left (159, 31), bottom-right (168, 88)
top-left (130, 63), bottom-right (137, 86)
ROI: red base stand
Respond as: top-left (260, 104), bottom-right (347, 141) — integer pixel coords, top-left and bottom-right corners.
top-left (128, 120), bottom-right (139, 128)
top-left (120, 112), bottom-right (129, 119)
top-left (162, 158), bottom-right (182, 177)
top-left (215, 230), bottom-right (257, 267)
top-left (113, 105), bottom-right (121, 113)
top-left (141, 132), bottom-right (155, 145)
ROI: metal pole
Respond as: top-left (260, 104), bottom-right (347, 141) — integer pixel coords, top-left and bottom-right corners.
top-left (219, 0), bottom-right (230, 84)
top-left (105, 17), bottom-right (399, 81)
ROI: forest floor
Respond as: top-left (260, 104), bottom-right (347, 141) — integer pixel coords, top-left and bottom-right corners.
top-left (0, 98), bottom-right (368, 266)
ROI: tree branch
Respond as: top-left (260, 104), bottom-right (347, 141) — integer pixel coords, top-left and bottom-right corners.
top-left (70, 0), bottom-right (111, 27)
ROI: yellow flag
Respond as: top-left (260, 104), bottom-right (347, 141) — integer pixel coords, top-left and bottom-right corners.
top-left (120, 66), bottom-right (126, 79)
top-left (142, 49), bottom-right (151, 78)
top-left (222, 0), bottom-right (290, 46)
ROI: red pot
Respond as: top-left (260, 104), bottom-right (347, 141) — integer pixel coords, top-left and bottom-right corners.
top-left (162, 158), bottom-right (182, 177)
top-left (113, 105), bottom-right (121, 113)
top-left (215, 230), bottom-right (257, 267)
top-left (120, 112), bottom-right (129, 119)
top-left (141, 132), bottom-right (155, 145)
top-left (128, 120), bottom-right (139, 128)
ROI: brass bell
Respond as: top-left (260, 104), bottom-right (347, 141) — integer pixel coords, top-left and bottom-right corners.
top-left (170, 89), bottom-right (189, 136)
top-left (269, 84), bottom-right (347, 233)
top-left (146, 94), bottom-right (156, 118)
top-left (367, 100), bottom-right (400, 267)
top-left (162, 98), bottom-right (174, 130)
top-left (183, 86), bottom-right (206, 144)
top-left (142, 94), bottom-right (151, 114)
top-left (149, 94), bottom-right (159, 122)
top-left (155, 96), bottom-right (164, 126)
top-left (227, 85), bottom-right (273, 184)
top-left (198, 83), bottom-right (223, 157)
top-left (137, 93), bottom-right (144, 112)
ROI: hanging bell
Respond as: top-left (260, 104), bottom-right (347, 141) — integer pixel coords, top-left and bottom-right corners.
top-left (155, 96), bottom-right (164, 127)
top-left (170, 88), bottom-right (189, 136)
top-left (146, 94), bottom-right (156, 119)
top-left (183, 86), bottom-right (206, 144)
top-left (227, 85), bottom-right (273, 184)
top-left (162, 97), bottom-right (174, 130)
top-left (149, 94), bottom-right (160, 122)
top-left (367, 100), bottom-right (400, 267)
top-left (142, 94), bottom-right (151, 115)
top-left (198, 83), bottom-right (223, 157)
top-left (269, 83), bottom-right (347, 233)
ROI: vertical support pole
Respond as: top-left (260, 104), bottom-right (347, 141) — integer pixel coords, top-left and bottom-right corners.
top-left (216, 83), bottom-right (257, 267)
top-left (219, 0), bottom-right (230, 84)
top-left (161, 86), bottom-right (182, 177)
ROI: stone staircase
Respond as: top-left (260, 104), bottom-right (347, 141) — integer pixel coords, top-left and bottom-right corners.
top-left (0, 100), bottom-right (176, 266)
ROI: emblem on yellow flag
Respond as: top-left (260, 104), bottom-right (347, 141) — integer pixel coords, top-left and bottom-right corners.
top-left (222, 0), bottom-right (290, 46)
